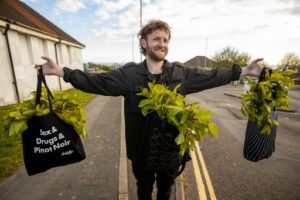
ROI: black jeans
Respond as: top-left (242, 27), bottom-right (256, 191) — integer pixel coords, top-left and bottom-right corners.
top-left (132, 161), bottom-right (179, 200)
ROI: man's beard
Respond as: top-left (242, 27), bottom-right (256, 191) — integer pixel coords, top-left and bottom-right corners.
top-left (146, 48), bottom-right (168, 62)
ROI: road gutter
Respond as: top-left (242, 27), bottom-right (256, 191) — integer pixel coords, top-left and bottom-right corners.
top-left (118, 97), bottom-right (128, 200)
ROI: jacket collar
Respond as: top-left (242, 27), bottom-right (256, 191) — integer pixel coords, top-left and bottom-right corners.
top-left (136, 59), bottom-right (172, 75)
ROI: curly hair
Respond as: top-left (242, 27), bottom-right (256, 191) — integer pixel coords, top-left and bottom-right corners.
top-left (138, 19), bottom-right (171, 56)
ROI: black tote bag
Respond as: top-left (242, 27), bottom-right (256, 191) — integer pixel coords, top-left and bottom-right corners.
top-left (22, 71), bottom-right (86, 175)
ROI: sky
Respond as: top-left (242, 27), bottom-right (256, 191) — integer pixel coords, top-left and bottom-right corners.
top-left (22, 0), bottom-right (300, 65)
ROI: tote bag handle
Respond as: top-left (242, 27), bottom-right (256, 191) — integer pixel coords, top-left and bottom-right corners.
top-left (36, 67), bottom-right (54, 111)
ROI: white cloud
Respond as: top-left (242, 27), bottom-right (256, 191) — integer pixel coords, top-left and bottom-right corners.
top-left (55, 0), bottom-right (86, 13)
top-left (94, 0), bottom-right (135, 12)
top-left (95, 9), bottom-right (111, 20)
top-left (21, 0), bottom-right (40, 3)
top-left (92, 0), bottom-right (139, 40)
top-left (92, 0), bottom-right (105, 4)
top-left (81, 0), bottom-right (300, 64)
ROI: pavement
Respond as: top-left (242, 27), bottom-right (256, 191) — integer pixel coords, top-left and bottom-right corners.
top-left (0, 95), bottom-right (122, 200)
top-left (0, 84), bottom-right (298, 200)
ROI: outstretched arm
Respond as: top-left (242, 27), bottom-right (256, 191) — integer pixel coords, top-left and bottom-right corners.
top-left (35, 56), bottom-right (128, 96)
top-left (182, 58), bottom-right (264, 94)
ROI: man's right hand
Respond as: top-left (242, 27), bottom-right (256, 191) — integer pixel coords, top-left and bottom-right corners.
top-left (35, 56), bottom-right (64, 77)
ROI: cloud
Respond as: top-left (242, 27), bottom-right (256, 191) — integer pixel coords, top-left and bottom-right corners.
top-left (22, 0), bottom-right (40, 3)
top-left (284, 6), bottom-right (300, 15)
top-left (79, 0), bottom-right (300, 63)
top-left (90, 0), bottom-right (272, 41)
top-left (95, 9), bottom-right (111, 20)
top-left (55, 0), bottom-right (86, 13)
top-left (93, 0), bottom-right (134, 12)
top-left (92, 0), bottom-right (139, 40)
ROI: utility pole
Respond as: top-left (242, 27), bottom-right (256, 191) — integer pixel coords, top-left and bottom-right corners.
top-left (204, 37), bottom-right (208, 69)
top-left (132, 35), bottom-right (134, 62)
top-left (140, 0), bottom-right (143, 62)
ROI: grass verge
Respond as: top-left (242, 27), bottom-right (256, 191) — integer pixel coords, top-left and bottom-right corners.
top-left (0, 89), bottom-right (96, 182)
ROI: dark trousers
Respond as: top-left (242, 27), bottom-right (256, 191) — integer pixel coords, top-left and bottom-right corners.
top-left (132, 161), bottom-right (178, 200)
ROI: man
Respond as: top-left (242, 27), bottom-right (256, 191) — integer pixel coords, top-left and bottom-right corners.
top-left (37, 19), bottom-right (263, 200)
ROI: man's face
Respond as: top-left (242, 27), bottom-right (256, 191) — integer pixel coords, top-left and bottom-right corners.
top-left (141, 29), bottom-right (170, 62)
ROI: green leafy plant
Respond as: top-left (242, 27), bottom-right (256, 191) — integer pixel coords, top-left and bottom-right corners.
top-left (137, 82), bottom-right (218, 155)
top-left (1, 88), bottom-right (88, 139)
top-left (241, 69), bottom-right (295, 135)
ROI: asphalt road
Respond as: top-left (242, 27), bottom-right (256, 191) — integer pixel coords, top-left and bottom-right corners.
top-left (0, 84), bottom-right (299, 200)
top-left (182, 85), bottom-right (300, 200)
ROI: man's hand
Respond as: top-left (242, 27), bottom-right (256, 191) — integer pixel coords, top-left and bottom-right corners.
top-left (34, 56), bottom-right (64, 77)
top-left (241, 58), bottom-right (264, 77)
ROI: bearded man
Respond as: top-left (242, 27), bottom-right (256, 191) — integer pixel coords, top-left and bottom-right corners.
top-left (37, 19), bottom-right (263, 200)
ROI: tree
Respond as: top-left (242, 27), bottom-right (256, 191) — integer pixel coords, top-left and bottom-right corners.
top-left (209, 46), bottom-right (251, 68)
top-left (279, 52), bottom-right (300, 71)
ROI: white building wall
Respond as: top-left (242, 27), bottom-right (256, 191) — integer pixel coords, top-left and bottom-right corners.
top-left (12, 32), bottom-right (39, 101)
top-left (59, 44), bottom-right (83, 90)
top-left (0, 28), bottom-right (84, 106)
top-left (43, 39), bottom-right (62, 91)
top-left (0, 31), bottom-right (17, 105)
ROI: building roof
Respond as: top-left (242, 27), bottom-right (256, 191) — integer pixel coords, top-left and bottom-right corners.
top-left (184, 56), bottom-right (212, 68)
top-left (0, 0), bottom-right (85, 48)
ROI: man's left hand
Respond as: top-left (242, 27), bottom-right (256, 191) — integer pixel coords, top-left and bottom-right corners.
top-left (241, 58), bottom-right (264, 77)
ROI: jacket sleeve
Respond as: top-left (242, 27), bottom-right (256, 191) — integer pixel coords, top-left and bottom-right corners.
top-left (62, 67), bottom-right (128, 96)
top-left (183, 65), bottom-right (241, 94)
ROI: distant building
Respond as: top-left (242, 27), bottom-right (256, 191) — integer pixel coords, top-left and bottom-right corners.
top-left (183, 56), bottom-right (213, 69)
top-left (0, 0), bottom-right (85, 105)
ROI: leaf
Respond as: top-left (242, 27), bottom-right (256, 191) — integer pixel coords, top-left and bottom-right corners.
top-left (9, 121), bottom-right (28, 136)
top-left (271, 118), bottom-right (279, 126)
top-left (138, 99), bottom-right (152, 107)
top-left (208, 122), bottom-right (218, 138)
top-left (9, 111), bottom-right (22, 118)
top-left (166, 105), bottom-right (182, 117)
top-left (137, 88), bottom-right (149, 97)
top-left (169, 116), bottom-right (179, 126)
top-left (22, 109), bottom-right (36, 116)
top-left (80, 128), bottom-right (88, 139)
top-left (175, 132), bottom-right (185, 144)
top-left (261, 124), bottom-right (271, 135)
top-left (172, 84), bottom-right (181, 93)
top-left (195, 110), bottom-right (212, 122)
top-left (180, 111), bottom-right (189, 124)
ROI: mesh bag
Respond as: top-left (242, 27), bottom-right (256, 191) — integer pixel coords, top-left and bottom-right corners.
top-left (142, 112), bottom-right (190, 176)
top-left (243, 111), bottom-right (278, 162)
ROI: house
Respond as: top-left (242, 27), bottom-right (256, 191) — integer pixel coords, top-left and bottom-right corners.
top-left (183, 56), bottom-right (212, 69)
top-left (0, 0), bottom-right (85, 106)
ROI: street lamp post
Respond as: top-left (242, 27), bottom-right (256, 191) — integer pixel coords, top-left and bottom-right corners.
top-left (140, 0), bottom-right (142, 28)
top-left (204, 37), bottom-right (208, 68)
top-left (140, 0), bottom-right (142, 62)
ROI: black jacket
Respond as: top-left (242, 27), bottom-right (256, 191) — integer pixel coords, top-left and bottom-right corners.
top-left (63, 60), bottom-right (241, 161)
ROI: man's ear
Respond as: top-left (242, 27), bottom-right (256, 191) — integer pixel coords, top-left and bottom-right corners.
top-left (141, 39), bottom-right (147, 48)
